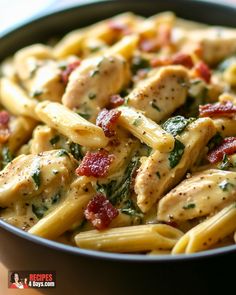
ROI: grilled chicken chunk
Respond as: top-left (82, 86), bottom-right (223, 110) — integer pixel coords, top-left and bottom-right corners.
top-left (135, 118), bottom-right (216, 213)
top-left (62, 54), bottom-right (130, 122)
top-left (127, 65), bottom-right (189, 122)
top-left (158, 169), bottom-right (236, 222)
top-left (0, 150), bottom-right (77, 207)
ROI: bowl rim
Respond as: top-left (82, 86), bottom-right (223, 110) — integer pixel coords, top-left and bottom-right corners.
top-left (1, 0), bottom-right (236, 262)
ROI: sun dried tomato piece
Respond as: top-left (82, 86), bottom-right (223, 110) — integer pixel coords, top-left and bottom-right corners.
top-left (84, 194), bottom-right (119, 230)
top-left (76, 150), bottom-right (114, 178)
top-left (199, 101), bottom-right (236, 118)
top-left (109, 94), bottom-right (125, 108)
top-left (207, 137), bottom-right (236, 163)
top-left (96, 108), bottom-right (121, 137)
top-left (194, 61), bottom-right (211, 83)
top-left (60, 60), bottom-right (81, 84)
top-left (171, 53), bottom-right (194, 69)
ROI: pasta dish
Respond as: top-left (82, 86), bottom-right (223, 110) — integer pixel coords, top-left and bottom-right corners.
top-left (1, 11), bottom-right (236, 255)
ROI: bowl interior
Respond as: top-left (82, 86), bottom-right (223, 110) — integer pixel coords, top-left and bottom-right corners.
top-left (0, 0), bottom-right (236, 261)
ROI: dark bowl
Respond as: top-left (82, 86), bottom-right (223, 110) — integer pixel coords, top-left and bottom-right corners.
top-left (1, 1), bottom-right (236, 294)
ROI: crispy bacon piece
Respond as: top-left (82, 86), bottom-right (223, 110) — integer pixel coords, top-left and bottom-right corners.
top-left (151, 53), bottom-right (193, 69)
top-left (60, 60), bottom-right (81, 84)
top-left (96, 108), bottom-right (121, 137)
top-left (207, 137), bottom-right (236, 163)
top-left (199, 101), bottom-right (236, 118)
top-left (194, 61), bottom-right (211, 83)
top-left (76, 150), bottom-right (114, 178)
top-left (0, 111), bottom-right (10, 143)
top-left (109, 94), bottom-right (124, 108)
top-left (171, 53), bottom-right (194, 69)
top-left (84, 194), bottom-right (118, 230)
top-left (108, 21), bottom-right (131, 35)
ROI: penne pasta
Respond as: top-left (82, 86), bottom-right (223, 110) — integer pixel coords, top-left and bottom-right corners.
top-left (35, 101), bottom-right (108, 148)
top-left (117, 106), bottom-right (175, 152)
top-left (0, 77), bottom-right (38, 119)
top-left (74, 224), bottom-right (183, 252)
top-left (172, 203), bottom-right (236, 254)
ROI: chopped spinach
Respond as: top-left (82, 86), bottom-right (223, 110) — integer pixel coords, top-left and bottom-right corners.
top-left (162, 116), bottom-right (195, 137)
top-left (32, 204), bottom-right (48, 219)
top-left (132, 116), bottom-right (142, 127)
top-left (168, 139), bottom-right (185, 168)
top-left (183, 203), bottom-right (196, 210)
top-left (69, 142), bottom-right (83, 161)
top-left (120, 199), bottom-right (143, 219)
top-left (131, 56), bottom-right (150, 74)
top-left (207, 132), bottom-right (223, 151)
top-left (150, 101), bottom-right (161, 112)
top-left (50, 135), bottom-right (60, 146)
top-left (1, 146), bottom-right (13, 167)
top-left (51, 193), bottom-right (61, 204)
top-left (88, 93), bottom-right (96, 100)
top-left (219, 180), bottom-right (235, 192)
top-left (32, 90), bottom-right (43, 98)
top-left (97, 156), bottom-right (140, 206)
top-left (219, 154), bottom-right (233, 170)
top-left (31, 164), bottom-right (41, 189)
top-left (77, 113), bottom-right (90, 120)
top-left (57, 149), bottom-right (70, 157)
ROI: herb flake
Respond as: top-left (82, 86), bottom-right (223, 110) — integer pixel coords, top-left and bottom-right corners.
top-left (168, 139), bottom-right (185, 168)
top-left (183, 203), bottom-right (196, 210)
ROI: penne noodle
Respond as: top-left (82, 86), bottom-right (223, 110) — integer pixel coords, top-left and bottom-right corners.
top-left (74, 224), bottom-right (183, 252)
top-left (172, 203), bottom-right (236, 254)
top-left (118, 106), bottom-right (175, 152)
top-left (0, 77), bottom-right (38, 119)
top-left (29, 182), bottom-right (93, 239)
top-left (35, 101), bottom-right (108, 148)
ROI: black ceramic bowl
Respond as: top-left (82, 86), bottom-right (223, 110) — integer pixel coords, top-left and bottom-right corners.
top-left (1, 1), bottom-right (236, 294)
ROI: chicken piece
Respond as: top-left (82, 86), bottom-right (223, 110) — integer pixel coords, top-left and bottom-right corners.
top-left (0, 150), bottom-right (77, 207)
top-left (177, 26), bottom-right (236, 65)
top-left (135, 118), bottom-right (216, 213)
top-left (13, 44), bottom-right (53, 80)
top-left (25, 60), bottom-right (65, 102)
top-left (127, 66), bottom-right (189, 122)
top-left (158, 169), bottom-right (236, 222)
top-left (62, 54), bottom-right (130, 122)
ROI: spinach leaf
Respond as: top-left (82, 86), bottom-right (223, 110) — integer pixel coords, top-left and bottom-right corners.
top-left (207, 132), bottom-right (223, 151)
top-left (50, 135), bottom-right (60, 146)
top-left (31, 164), bottom-right (41, 189)
top-left (168, 139), bottom-right (185, 168)
top-left (69, 142), bottom-right (83, 161)
top-left (32, 204), bottom-right (48, 219)
top-left (162, 116), bottom-right (195, 137)
top-left (1, 146), bottom-right (13, 167)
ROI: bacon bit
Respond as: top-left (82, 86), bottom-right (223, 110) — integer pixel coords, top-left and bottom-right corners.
top-left (199, 101), bottom-right (236, 118)
top-left (96, 108), bottom-right (121, 137)
top-left (194, 61), bottom-right (211, 83)
top-left (0, 111), bottom-right (10, 125)
top-left (0, 111), bottom-right (10, 143)
top-left (60, 60), bottom-right (81, 84)
top-left (108, 21), bottom-right (131, 35)
top-left (139, 38), bottom-right (160, 53)
top-left (207, 137), bottom-right (236, 163)
top-left (151, 53), bottom-right (193, 69)
top-left (150, 57), bottom-right (171, 67)
top-left (76, 150), bottom-right (114, 178)
top-left (109, 94), bottom-right (124, 108)
top-left (171, 53), bottom-right (194, 69)
top-left (84, 194), bottom-right (118, 230)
